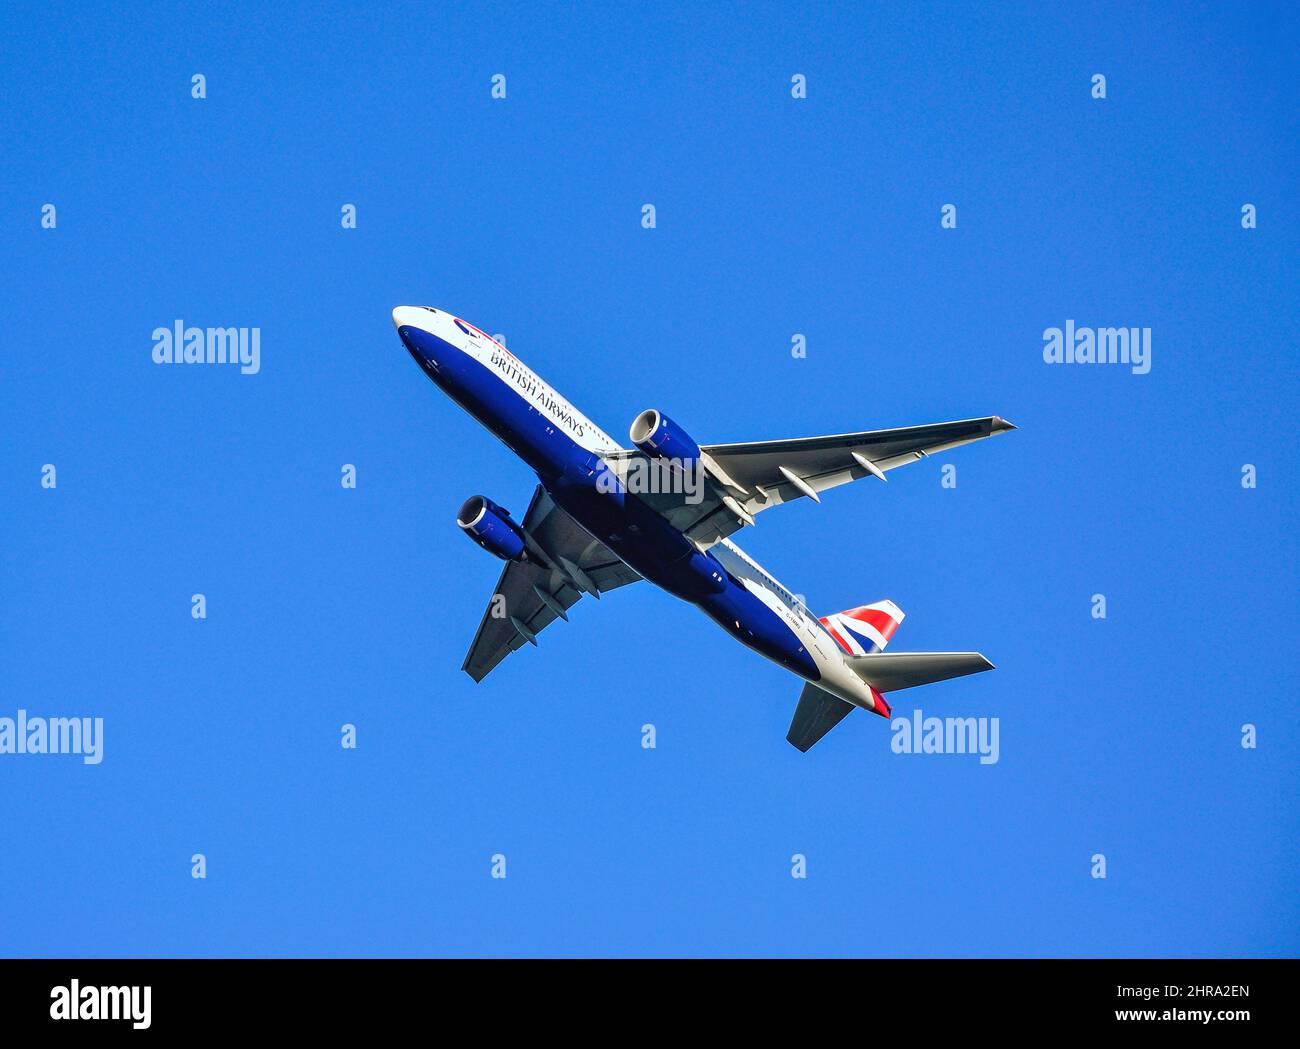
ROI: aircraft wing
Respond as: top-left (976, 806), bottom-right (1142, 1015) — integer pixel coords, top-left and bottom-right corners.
top-left (605, 416), bottom-right (1015, 547)
top-left (462, 484), bottom-right (641, 682)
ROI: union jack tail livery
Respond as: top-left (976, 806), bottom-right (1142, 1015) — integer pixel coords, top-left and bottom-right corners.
top-left (819, 600), bottom-right (905, 656)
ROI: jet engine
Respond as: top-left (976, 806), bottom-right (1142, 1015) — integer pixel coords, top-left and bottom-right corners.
top-left (629, 409), bottom-right (701, 464)
top-left (457, 495), bottom-right (527, 562)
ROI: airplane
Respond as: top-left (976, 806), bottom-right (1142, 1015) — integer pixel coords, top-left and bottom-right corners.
top-left (392, 306), bottom-right (1015, 751)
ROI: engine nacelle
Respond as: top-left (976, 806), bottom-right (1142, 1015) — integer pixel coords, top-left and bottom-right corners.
top-left (629, 409), bottom-right (702, 464)
top-left (457, 495), bottom-right (527, 562)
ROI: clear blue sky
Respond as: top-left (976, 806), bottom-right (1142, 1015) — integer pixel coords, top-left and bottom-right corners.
top-left (1, 1), bottom-right (1296, 957)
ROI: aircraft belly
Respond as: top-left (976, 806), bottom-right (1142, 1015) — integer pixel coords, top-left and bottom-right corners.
top-left (697, 584), bottom-right (820, 680)
top-left (547, 483), bottom-right (816, 677)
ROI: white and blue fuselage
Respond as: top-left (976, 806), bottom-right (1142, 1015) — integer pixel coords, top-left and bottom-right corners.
top-left (393, 306), bottom-right (883, 712)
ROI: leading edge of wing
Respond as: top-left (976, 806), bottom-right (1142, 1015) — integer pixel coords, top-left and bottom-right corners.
top-left (700, 416), bottom-right (1016, 458)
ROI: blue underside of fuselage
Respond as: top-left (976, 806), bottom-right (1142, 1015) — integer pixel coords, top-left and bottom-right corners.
top-left (398, 325), bottom-right (820, 682)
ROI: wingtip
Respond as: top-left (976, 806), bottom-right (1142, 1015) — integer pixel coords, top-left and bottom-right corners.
top-left (992, 417), bottom-right (1018, 432)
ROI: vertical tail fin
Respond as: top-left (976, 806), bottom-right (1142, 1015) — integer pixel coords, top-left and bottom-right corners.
top-left (819, 599), bottom-right (904, 656)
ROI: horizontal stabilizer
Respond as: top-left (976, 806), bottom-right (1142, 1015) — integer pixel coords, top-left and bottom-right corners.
top-left (846, 651), bottom-right (994, 693)
top-left (786, 683), bottom-right (856, 752)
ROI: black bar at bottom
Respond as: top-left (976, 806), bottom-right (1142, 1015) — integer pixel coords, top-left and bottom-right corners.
top-left (0, 958), bottom-right (1288, 1036)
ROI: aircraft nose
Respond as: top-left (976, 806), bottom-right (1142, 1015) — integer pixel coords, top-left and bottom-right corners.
top-left (392, 305), bottom-right (428, 332)
top-left (393, 306), bottom-right (448, 372)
